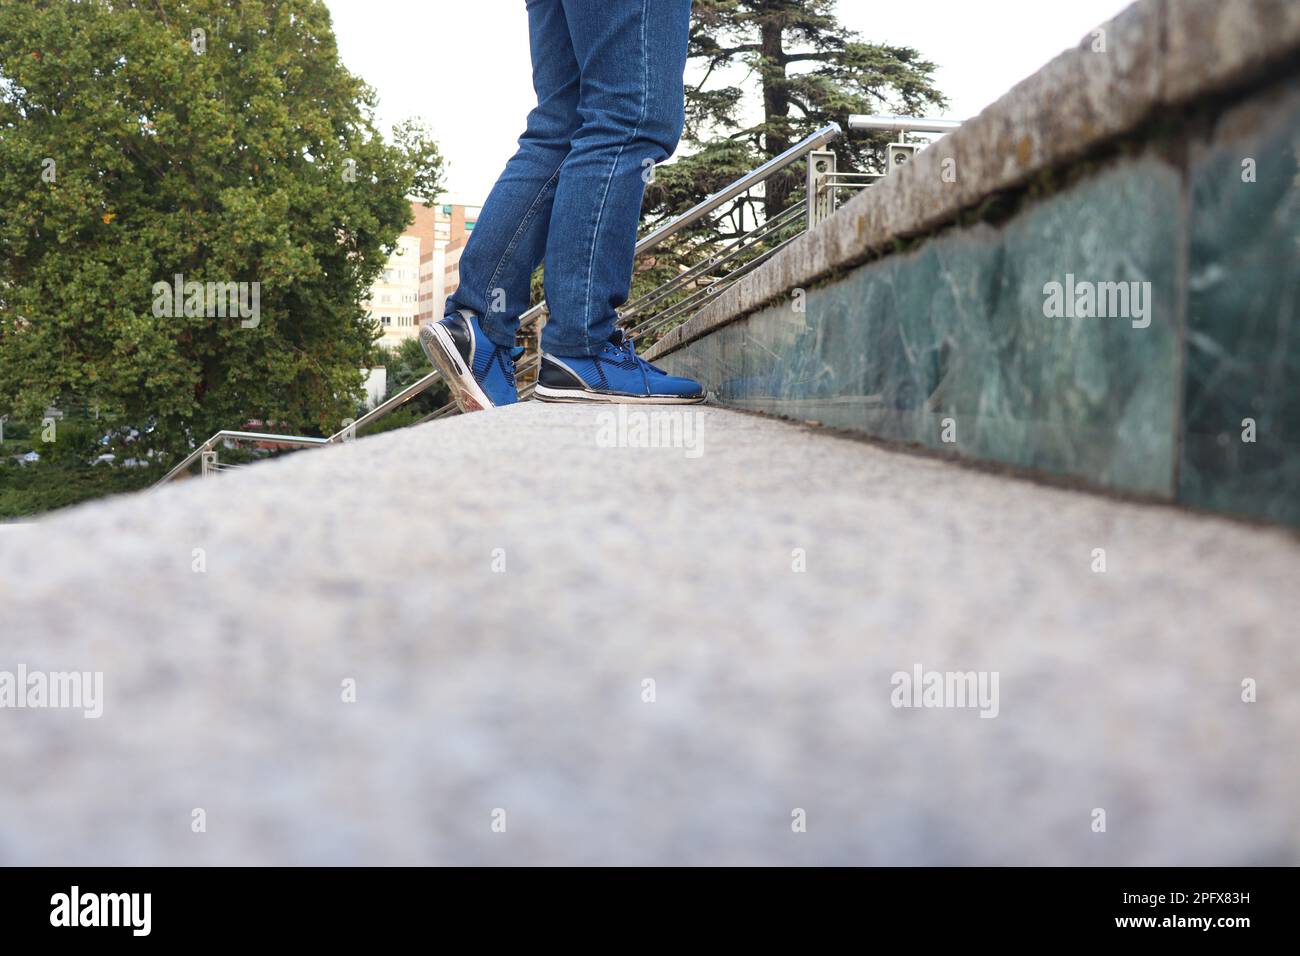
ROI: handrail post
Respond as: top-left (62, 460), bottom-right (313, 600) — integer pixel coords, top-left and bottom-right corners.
top-left (805, 149), bottom-right (838, 232)
top-left (633, 122), bottom-right (841, 255)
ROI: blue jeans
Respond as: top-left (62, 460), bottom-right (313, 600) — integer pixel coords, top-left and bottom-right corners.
top-left (445, 0), bottom-right (692, 357)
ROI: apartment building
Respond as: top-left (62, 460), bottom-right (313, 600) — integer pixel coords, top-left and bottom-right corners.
top-left (365, 232), bottom-right (422, 350)
top-left (418, 202), bottom-right (479, 325)
top-left (366, 201), bottom-right (480, 350)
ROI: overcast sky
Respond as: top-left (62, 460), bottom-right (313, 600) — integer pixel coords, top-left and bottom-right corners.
top-left (324, 0), bottom-right (1135, 203)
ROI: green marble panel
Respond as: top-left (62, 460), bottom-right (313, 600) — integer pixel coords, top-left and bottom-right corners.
top-left (1180, 83), bottom-right (1300, 526)
top-left (658, 156), bottom-right (1183, 498)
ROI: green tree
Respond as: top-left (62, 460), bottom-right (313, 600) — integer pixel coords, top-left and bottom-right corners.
top-left (0, 0), bottom-right (444, 461)
top-left (648, 0), bottom-right (948, 226)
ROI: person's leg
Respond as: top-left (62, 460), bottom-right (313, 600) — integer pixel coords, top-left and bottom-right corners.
top-left (443, 0), bottom-right (580, 347)
top-left (426, 0), bottom-right (580, 411)
top-left (530, 0), bottom-right (703, 404)
top-left (540, 0), bottom-right (693, 357)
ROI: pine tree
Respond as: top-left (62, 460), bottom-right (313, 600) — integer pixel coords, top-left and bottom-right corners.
top-left (648, 0), bottom-right (948, 228)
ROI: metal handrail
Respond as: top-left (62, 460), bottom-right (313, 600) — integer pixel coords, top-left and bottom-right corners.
top-left (155, 431), bottom-right (329, 486)
top-left (155, 370), bottom-right (445, 486)
top-left (623, 202), bottom-right (807, 337)
top-left (416, 401), bottom-right (460, 425)
top-left (509, 123), bottom-right (844, 337)
top-left (633, 122), bottom-right (841, 254)
top-left (326, 369), bottom-right (442, 441)
top-left (628, 230), bottom-right (804, 338)
top-left (847, 114), bottom-right (963, 134)
top-left (620, 199), bottom-right (808, 323)
top-left (619, 116), bottom-right (966, 338)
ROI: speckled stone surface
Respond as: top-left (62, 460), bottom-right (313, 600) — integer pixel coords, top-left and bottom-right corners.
top-left (1165, 0), bottom-right (1300, 103)
top-left (1, 403), bottom-right (1297, 865)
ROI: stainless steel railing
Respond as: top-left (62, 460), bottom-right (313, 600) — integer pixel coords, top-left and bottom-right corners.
top-left (806, 114), bottom-right (962, 229)
top-left (336, 370), bottom-right (444, 439)
top-left (634, 123), bottom-right (843, 254)
top-left (847, 114), bottom-right (963, 134)
top-left (155, 431), bottom-right (330, 486)
top-left (604, 116), bottom-right (957, 342)
top-left (612, 123), bottom-right (844, 344)
top-left (154, 371), bottom-right (450, 485)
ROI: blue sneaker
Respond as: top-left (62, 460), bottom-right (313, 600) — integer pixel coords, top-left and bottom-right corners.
top-left (420, 310), bottom-right (518, 412)
top-left (534, 330), bottom-right (705, 404)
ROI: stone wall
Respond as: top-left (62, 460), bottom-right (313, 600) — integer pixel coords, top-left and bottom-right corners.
top-left (646, 0), bottom-right (1300, 526)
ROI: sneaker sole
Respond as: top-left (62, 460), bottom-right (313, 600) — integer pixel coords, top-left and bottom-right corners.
top-left (533, 384), bottom-right (706, 405)
top-left (420, 322), bottom-right (492, 413)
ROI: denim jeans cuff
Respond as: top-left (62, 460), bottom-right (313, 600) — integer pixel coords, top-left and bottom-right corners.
top-left (476, 313), bottom-right (520, 350)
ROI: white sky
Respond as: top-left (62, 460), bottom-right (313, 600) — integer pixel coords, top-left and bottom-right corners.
top-left (324, 0), bottom-right (1135, 203)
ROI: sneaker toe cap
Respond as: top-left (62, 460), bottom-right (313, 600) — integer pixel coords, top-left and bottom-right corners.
top-left (658, 375), bottom-right (705, 398)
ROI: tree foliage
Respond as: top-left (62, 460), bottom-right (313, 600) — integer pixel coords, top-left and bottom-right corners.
top-left (0, 0), bottom-right (444, 458)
